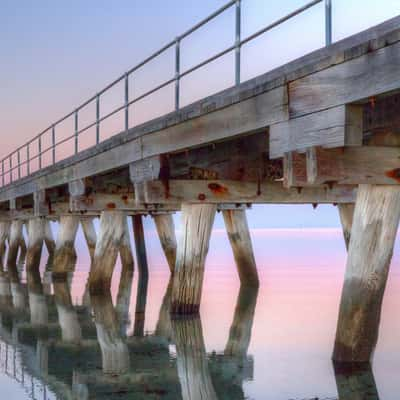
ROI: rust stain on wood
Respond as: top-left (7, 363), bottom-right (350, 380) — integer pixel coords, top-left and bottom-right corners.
top-left (121, 195), bottom-right (129, 204)
top-left (106, 202), bottom-right (116, 209)
top-left (198, 193), bottom-right (206, 201)
top-left (208, 182), bottom-right (228, 196)
top-left (385, 168), bottom-right (400, 183)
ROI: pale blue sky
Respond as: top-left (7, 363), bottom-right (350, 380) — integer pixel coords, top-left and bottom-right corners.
top-left (1, 0), bottom-right (399, 228)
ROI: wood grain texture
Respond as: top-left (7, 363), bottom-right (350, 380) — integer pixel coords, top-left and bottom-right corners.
top-left (333, 185), bottom-right (400, 362)
top-left (338, 204), bottom-right (355, 250)
top-left (153, 214), bottom-right (177, 273)
top-left (6, 220), bottom-right (23, 272)
top-left (171, 204), bottom-right (216, 314)
top-left (26, 218), bottom-right (45, 272)
top-left (80, 217), bottom-right (97, 261)
top-left (223, 210), bottom-right (259, 286)
top-left (44, 219), bottom-right (56, 265)
top-left (270, 105), bottom-right (363, 158)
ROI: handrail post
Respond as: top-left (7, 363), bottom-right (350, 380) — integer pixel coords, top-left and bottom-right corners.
top-left (175, 37), bottom-right (180, 111)
top-left (17, 150), bottom-right (20, 180)
top-left (235, 0), bottom-right (241, 86)
top-left (124, 73), bottom-right (129, 133)
top-left (38, 136), bottom-right (42, 170)
top-left (9, 156), bottom-right (12, 183)
top-left (325, 0), bottom-right (332, 46)
top-left (96, 94), bottom-right (100, 144)
top-left (26, 145), bottom-right (30, 176)
top-left (74, 110), bottom-right (79, 154)
top-left (52, 125), bottom-right (56, 164)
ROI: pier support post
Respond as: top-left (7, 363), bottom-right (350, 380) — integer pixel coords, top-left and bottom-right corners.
top-left (132, 214), bottom-right (149, 336)
top-left (81, 217), bottom-right (97, 261)
top-left (333, 185), bottom-right (400, 363)
top-left (171, 204), bottom-right (216, 314)
top-left (338, 204), bottom-right (355, 250)
top-left (17, 223), bottom-right (27, 265)
top-left (53, 216), bottom-right (79, 279)
top-left (44, 220), bottom-right (56, 265)
top-left (6, 220), bottom-right (24, 271)
top-left (222, 209), bottom-right (259, 286)
top-left (26, 218), bottom-right (45, 272)
top-left (153, 214), bottom-right (177, 273)
top-left (0, 221), bottom-right (10, 269)
top-left (89, 211), bottom-right (125, 293)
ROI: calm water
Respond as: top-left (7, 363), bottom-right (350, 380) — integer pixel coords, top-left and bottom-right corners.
top-left (0, 221), bottom-right (399, 399)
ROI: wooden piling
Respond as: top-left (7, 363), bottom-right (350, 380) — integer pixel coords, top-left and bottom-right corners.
top-left (338, 203), bottom-right (355, 250)
top-left (26, 265), bottom-right (48, 326)
top-left (53, 216), bottom-right (79, 279)
top-left (172, 316), bottom-right (218, 400)
top-left (171, 204), bottom-right (216, 314)
top-left (89, 211), bottom-right (125, 294)
top-left (222, 209), bottom-right (259, 286)
top-left (26, 218), bottom-right (45, 272)
top-left (17, 223), bottom-right (27, 265)
top-left (81, 217), bottom-right (97, 261)
top-left (132, 214), bottom-right (149, 336)
top-left (44, 220), bottom-right (56, 265)
top-left (6, 220), bottom-right (24, 271)
top-left (0, 221), bottom-right (10, 270)
top-left (333, 185), bottom-right (400, 363)
top-left (153, 213), bottom-right (177, 273)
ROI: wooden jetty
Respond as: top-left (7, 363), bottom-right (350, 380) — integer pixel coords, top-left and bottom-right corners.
top-left (0, 14), bottom-right (399, 366)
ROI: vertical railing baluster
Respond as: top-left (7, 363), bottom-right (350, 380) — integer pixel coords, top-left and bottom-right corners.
top-left (17, 150), bottom-right (20, 180)
top-left (38, 136), bottom-right (42, 169)
top-left (96, 94), bottom-right (100, 144)
top-left (175, 37), bottom-right (180, 111)
top-left (325, 0), bottom-right (332, 46)
top-left (235, 0), bottom-right (241, 86)
top-left (27, 145), bottom-right (30, 176)
top-left (125, 73), bottom-right (129, 132)
top-left (74, 110), bottom-right (79, 154)
top-left (9, 156), bottom-right (12, 183)
top-left (52, 125), bottom-right (56, 164)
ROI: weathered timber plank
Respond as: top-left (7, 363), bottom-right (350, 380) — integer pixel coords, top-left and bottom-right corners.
top-left (270, 105), bottom-right (363, 158)
top-left (136, 180), bottom-right (356, 204)
top-left (289, 41), bottom-right (400, 118)
top-left (307, 146), bottom-right (400, 185)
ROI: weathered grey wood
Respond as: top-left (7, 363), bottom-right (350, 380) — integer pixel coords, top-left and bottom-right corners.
top-left (171, 204), bottom-right (216, 314)
top-left (132, 215), bottom-right (149, 337)
top-left (153, 214), bottom-right (177, 273)
top-left (224, 285), bottom-right (258, 358)
top-left (26, 218), bottom-right (45, 272)
top-left (17, 224), bottom-right (27, 265)
top-left (44, 220), bottom-right (56, 265)
top-left (129, 156), bottom-right (161, 184)
top-left (172, 316), bottom-right (218, 400)
top-left (155, 278), bottom-right (173, 341)
top-left (54, 280), bottom-right (82, 344)
top-left (333, 185), bottom-right (400, 362)
top-left (338, 204), bottom-right (355, 251)
top-left (33, 190), bottom-right (47, 216)
top-left (137, 180), bottom-right (357, 204)
top-left (333, 362), bottom-right (379, 400)
top-left (80, 217), bottom-right (97, 261)
top-left (270, 105), bottom-right (363, 158)
top-left (289, 40), bottom-right (400, 118)
top-left (53, 216), bottom-right (79, 279)
top-left (6, 220), bottom-right (23, 271)
top-left (0, 221), bottom-right (10, 269)
top-left (307, 146), bottom-right (400, 185)
top-left (26, 265), bottom-right (47, 326)
top-left (222, 210), bottom-right (259, 286)
top-left (89, 211), bottom-right (125, 293)
top-left (91, 291), bottom-right (130, 374)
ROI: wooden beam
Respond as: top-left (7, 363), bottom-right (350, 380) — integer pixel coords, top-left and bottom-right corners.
top-left (270, 105), bottom-right (363, 158)
top-left (153, 214), bottom-right (177, 273)
top-left (333, 185), bottom-right (400, 362)
top-left (222, 210), bottom-right (259, 286)
top-left (289, 40), bottom-right (400, 118)
top-left (171, 204), bottom-right (216, 314)
top-left (136, 180), bottom-right (356, 204)
top-left (307, 146), bottom-right (400, 185)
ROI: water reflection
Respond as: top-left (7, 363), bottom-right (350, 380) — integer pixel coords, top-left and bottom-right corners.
top-left (0, 255), bottom-right (385, 400)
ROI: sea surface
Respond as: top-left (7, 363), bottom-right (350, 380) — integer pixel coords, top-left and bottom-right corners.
top-left (0, 217), bottom-right (399, 399)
